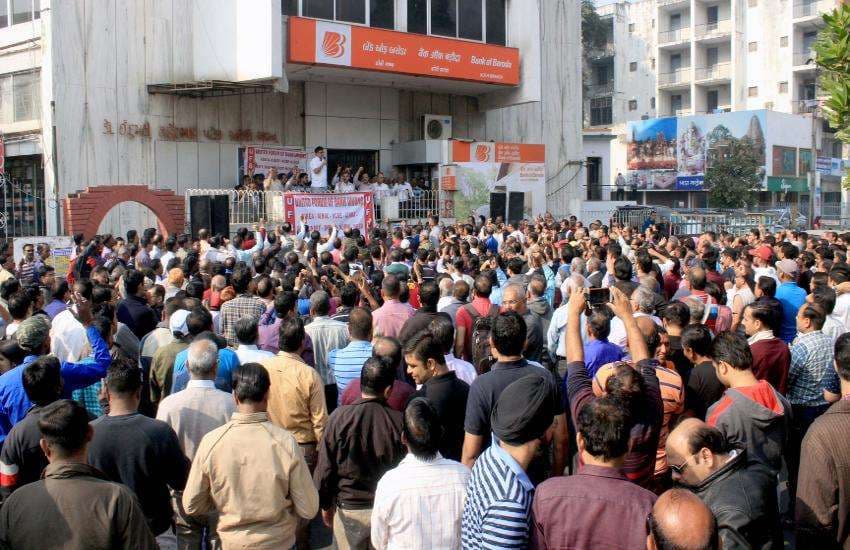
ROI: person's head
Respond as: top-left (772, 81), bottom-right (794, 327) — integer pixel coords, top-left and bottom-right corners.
top-left (309, 290), bottom-right (331, 317)
top-left (576, 396), bottom-right (631, 466)
top-left (427, 313), bottom-right (455, 355)
top-left (404, 330), bottom-right (446, 386)
top-left (776, 258), bottom-right (798, 282)
top-left (314, 145), bottom-right (325, 158)
top-left (347, 307), bottom-right (372, 342)
top-left (490, 311), bottom-right (527, 358)
top-left (277, 316), bottom-right (304, 354)
top-left (37, 399), bottom-right (92, 462)
top-left (15, 314), bottom-right (51, 356)
top-left (418, 280), bottom-right (439, 312)
top-left (709, 331), bottom-right (753, 387)
top-left (0, 339), bottom-right (25, 374)
top-left (234, 317), bottom-right (259, 346)
top-left (402, 397), bottom-right (443, 461)
top-left (452, 279), bottom-right (470, 301)
top-left (666, 418), bottom-right (736, 487)
top-left (372, 336), bottom-right (402, 371)
top-left (613, 256), bottom-right (632, 282)
top-left (232, 363), bottom-right (270, 408)
top-left (683, 296), bottom-right (705, 324)
top-left (755, 275), bottom-right (776, 298)
top-left (680, 324), bottom-right (713, 364)
top-left (741, 301), bottom-right (775, 337)
top-left (492, 374), bottom-right (556, 450)
top-left (809, 285), bottom-right (836, 315)
top-left (104, 356), bottom-right (142, 408)
top-left (661, 301), bottom-right (691, 332)
top-left (833, 332), bottom-right (850, 386)
top-left (187, 338), bottom-right (218, 380)
top-left (360, 356), bottom-right (396, 399)
top-left (587, 309), bottom-right (611, 341)
top-left (647, 488), bottom-right (719, 550)
top-left (636, 316), bottom-right (661, 357)
top-left (123, 269), bottom-right (145, 297)
top-left (22, 355), bottom-right (62, 406)
top-left (472, 274), bottom-right (492, 298)
top-left (381, 275), bottom-right (401, 300)
top-left (796, 302), bottom-right (826, 334)
top-left (630, 285), bottom-right (655, 315)
top-left (501, 284), bottom-right (527, 314)
top-left (7, 291), bottom-right (32, 321)
top-left (273, 291), bottom-right (298, 319)
top-left (230, 264), bottom-right (252, 294)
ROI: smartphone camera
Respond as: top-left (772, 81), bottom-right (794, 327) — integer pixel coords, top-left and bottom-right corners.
top-left (587, 288), bottom-right (610, 309)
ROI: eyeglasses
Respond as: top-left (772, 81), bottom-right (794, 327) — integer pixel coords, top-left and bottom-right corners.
top-left (669, 453), bottom-right (695, 475)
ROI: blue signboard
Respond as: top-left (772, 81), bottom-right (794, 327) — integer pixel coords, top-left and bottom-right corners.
top-left (676, 175), bottom-right (704, 190)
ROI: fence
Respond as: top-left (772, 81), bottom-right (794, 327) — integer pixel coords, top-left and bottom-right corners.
top-left (612, 207), bottom-right (783, 237)
top-left (185, 189), bottom-right (439, 230)
top-left (0, 172), bottom-right (50, 239)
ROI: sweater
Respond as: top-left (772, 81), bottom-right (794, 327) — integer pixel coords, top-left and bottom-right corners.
top-left (750, 338), bottom-right (791, 395)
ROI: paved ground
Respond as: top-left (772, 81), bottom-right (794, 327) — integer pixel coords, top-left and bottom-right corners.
top-left (156, 516), bottom-right (333, 549)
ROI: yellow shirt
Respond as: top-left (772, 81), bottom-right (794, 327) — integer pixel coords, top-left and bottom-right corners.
top-left (261, 352), bottom-right (328, 444)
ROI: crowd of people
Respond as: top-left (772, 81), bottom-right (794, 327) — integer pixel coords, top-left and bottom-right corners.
top-left (0, 215), bottom-right (847, 550)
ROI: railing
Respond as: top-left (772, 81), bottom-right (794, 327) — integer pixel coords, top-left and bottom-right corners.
top-left (793, 0), bottom-right (833, 18)
top-left (794, 99), bottom-right (819, 114)
top-left (695, 19), bottom-right (732, 38)
top-left (658, 0), bottom-right (689, 6)
top-left (587, 81), bottom-right (614, 96)
top-left (793, 51), bottom-right (816, 66)
top-left (0, 172), bottom-right (49, 239)
top-left (822, 202), bottom-right (841, 219)
top-left (587, 43), bottom-right (615, 59)
top-left (659, 69), bottom-right (691, 86)
top-left (185, 189), bottom-right (439, 229)
top-left (695, 106), bottom-right (731, 114)
top-left (695, 62), bottom-right (731, 81)
top-left (659, 27), bottom-right (692, 43)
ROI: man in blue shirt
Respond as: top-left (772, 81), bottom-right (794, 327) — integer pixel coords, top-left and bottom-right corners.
top-left (329, 307), bottom-right (373, 404)
top-left (583, 309), bottom-right (624, 377)
top-left (171, 331), bottom-right (239, 393)
top-left (0, 300), bottom-right (110, 442)
top-left (775, 259), bottom-right (806, 344)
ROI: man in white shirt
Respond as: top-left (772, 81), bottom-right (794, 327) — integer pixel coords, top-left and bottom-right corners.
top-left (233, 318), bottom-right (275, 364)
top-left (156, 339), bottom-right (235, 549)
top-left (395, 178), bottom-right (413, 203)
top-left (429, 314), bottom-right (476, 385)
top-left (51, 282), bottom-right (91, 362)
top-left (309, 146), bottom-right (328, 189)
top-left (371, 398), bottom-right (470, 550)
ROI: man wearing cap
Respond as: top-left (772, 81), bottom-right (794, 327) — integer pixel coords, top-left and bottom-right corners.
top-left (775, 258), bottom-right (807, 344)
top-left (0, 297), bottom-right (110, 442)
top-left (748, 245), bottom-right (779, 286)
top-left (461, 374), bottom-right (556, 549)
top-left (149, 308), bottom-right (196, 409)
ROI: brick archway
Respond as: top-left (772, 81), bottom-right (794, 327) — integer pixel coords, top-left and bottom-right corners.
top-left (63, 185), bottom-right (185, 239)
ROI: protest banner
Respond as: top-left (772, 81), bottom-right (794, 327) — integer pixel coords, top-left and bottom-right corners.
top-left (244, 146), bottom-right (307, 177)
top-left (13, 236), bottom-right (75, 276)
top-left (283, 192), bottom-right (374, 236)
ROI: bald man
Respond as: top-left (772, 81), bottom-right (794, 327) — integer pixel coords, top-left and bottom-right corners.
top-left (500, 284), bottom-right (544, 363)
top-left (665, 418), bottom-right (781, 550)
top-left (647, 488), bottom-right (718, 550)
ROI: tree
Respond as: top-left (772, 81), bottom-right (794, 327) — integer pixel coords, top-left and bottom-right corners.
top-left (706, 140), bottom-right (762, 209)
top-left (814, 3), bottom-right (850, 143)
top-left (581, 0), bottom-right (609, 50)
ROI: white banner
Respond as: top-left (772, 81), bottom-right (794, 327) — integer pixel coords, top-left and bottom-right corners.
top-left (244, 146), bottom-right (307, 177)
top-left (283, 192), bottom-right (375, 237)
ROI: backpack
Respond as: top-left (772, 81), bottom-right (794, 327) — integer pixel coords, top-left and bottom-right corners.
top-left (464, 303), bottom-right (500, 375)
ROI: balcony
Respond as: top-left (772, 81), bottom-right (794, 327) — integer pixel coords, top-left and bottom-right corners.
top-left (793, 50), bottom-right (817, 68)
top-left (695, 19), bottom-right (732, 40)
top-left (587, 43), bottom-right (615, 60)
top-left (794, 99), bottom-right (820, 114)
top-left (658, 0), bottom-right (690, 7)
top-left (658, 68), bottom-right (691, 88)
top-left (794, 0), bottom-right (836, 19)
top-left (695, 62), bottom-right (731, 82)
top-left (659, 27), bottom-right (692, 45)
top-left (696, 105), bottom-right (732, 114)
top-left (587, 81), bottom-right (615, 97)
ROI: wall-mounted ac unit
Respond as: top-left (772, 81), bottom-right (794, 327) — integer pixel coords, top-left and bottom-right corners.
top-left (423, 115), bottom-right (453, 140)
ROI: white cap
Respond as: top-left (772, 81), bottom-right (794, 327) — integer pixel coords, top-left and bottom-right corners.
top-left (169, 309), bottom-right (190, 336)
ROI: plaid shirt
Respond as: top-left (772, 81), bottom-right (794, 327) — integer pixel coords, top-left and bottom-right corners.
top-left (219, 294), bottom-right (267, 347)
top-left (789, 330), bottom-right (835, 407)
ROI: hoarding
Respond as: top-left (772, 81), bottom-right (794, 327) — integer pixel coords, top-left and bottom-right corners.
top-left (13, 236), bottom-right (75, 277)
top-left (243, 146), bottom-right (307, 177)
top-left (282, 192), bottom-right (374, 236)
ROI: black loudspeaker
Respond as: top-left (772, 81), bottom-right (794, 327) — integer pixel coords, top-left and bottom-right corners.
top-left (490, 192), bottom-right (506, 222)
top-left (508, 192), bottom-right (524, 225)
top-left (189, 195), bottom-right (230, 239)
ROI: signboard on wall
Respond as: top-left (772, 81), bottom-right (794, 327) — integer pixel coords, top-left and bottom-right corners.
top-left (243, 146), bottom-right (307, 177)
top-left (817, 157), bottom-right (846, 177)
top-left (766, 176), bottom-right (808, 193)
top-left (13, 236), bottom-right (75, 277)
top-left (283, 192), bottom-right (374, 236)
top-left (288, 16), bottom-right (520, 86)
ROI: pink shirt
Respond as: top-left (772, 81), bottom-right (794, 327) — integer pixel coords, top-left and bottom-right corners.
top-left (372, 299), bottom-right (415, 339)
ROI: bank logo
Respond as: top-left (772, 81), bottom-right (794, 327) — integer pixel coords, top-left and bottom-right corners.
top-left (316, 22), bottom-right (352, 66)
top-left (475, 144), bottom-right (491, 162)
top-left (322, 32), bottom-right (346, 58)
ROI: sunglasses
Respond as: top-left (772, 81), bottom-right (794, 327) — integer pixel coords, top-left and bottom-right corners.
top-left (669, 452), bottom-right (696, 475)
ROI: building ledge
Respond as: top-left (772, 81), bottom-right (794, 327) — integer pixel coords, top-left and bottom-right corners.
top-left (146, 80), bottom-right (277, 98)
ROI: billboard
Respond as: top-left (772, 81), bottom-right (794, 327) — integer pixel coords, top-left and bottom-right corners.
top-left (283, 192), bottom-right (374, 236)
top-left (626, 111), bottom-right (767, 191)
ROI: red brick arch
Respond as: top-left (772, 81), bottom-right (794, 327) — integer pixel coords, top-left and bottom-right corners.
top-left (63, 185), bottom-right (185, 239)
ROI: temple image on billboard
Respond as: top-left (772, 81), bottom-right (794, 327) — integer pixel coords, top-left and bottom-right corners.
top-left (627, 117), bottom-right (677, 171)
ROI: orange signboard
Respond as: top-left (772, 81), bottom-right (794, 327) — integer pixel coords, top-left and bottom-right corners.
top-left (288, 17), bottom-right (520, 86)
top-left (451, 141), bottom-right (545, 163)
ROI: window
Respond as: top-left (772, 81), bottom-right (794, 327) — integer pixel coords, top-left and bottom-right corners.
top-left (706, 47), bottom-right (718, 67)
top-left (431, 0), bottom-right (457, 37)
top-left (0, 70), bottom-right (39, 123)
top-left (0, 0), bottom-right (38, 27)
top-left (778, 81), bottom-right (788, 93)
top-left (336, 0), bottom-right (366, 23)
top-left (594, 64), bottom-right (611, 85)
top-left (707, 90), bottom-right (719, 111)
top-left (650, 97), bottom-right (656, 109)
top-left (11, 0), bottom-right (32, 24)
top-left (748, 41), bottom-right (757, 52)
top-left (485, 0), bottom-right (506, 45)
top-left (652, 18), bottom-right (655, 28)
top-left (629, 61), bottom-right (637, 72)
top-left (628, 23), bottom-right (635, 32)
top-left (282, 0), bottom-right (298, 15)
top-left (706, 5), bottom-right (718, 25)
top-left (670, 13), bottom-right (681, 31)
top-left (590, 96), bottom-right (612, 126)
top-left (651, 57), bottom-right (656, 69)
top-left (304, 0), bottom-right (334, 19)
top-left (671, 94), bottom-right (683, 112)
top-left (459, 0), bottom-right (483, 40)
top-left (670, 53), bottom-right (682, 71)
top-left (748, 86), bottom-right (758, 97)
top-left (408, 0), bottom-right (427, 34)
top-left (780, 36), bottom-right (788, 47)
top-left (629, 99), bottom-right (638, 111)
top-left (370, 0), bottom-right (394, 28)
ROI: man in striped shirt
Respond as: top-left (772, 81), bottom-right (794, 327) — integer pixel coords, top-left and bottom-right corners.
top-left (329, 308), bottom-right (374, 405)
top-left (461, 374), bottom-right (556, 549)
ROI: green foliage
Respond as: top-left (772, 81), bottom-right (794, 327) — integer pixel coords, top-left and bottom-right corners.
top-left (581, 0), bottom-right (609, 49)
top-left (814, 3), bottom-right (850, 143)
top-left (706, 141), bottom-right (762, 208)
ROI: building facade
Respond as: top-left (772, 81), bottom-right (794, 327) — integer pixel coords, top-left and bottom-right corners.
top-left (0, 0), bottom-right (583, 237)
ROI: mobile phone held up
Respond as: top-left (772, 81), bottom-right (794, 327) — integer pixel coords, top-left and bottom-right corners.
top-left (587, 288), bottom-right (610, 309)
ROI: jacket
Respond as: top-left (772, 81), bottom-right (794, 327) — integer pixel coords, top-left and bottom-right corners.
top-left (750, 338), bottom-right (791, 394)
top-left (693, 449), bottom-right (781, 550)
top-left (0, 462), bottom-right (156, 549)
top-left (796, 399), bottom-right (850, 549)
top-left (706, 380), bottom-right (790, 477)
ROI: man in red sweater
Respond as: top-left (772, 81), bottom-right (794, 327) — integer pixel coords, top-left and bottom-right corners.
top-left (741, 301), bottom-right (790, 395)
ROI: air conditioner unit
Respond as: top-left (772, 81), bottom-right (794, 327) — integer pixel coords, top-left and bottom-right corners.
top-left (423, 115), bottom-right (453, 140)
